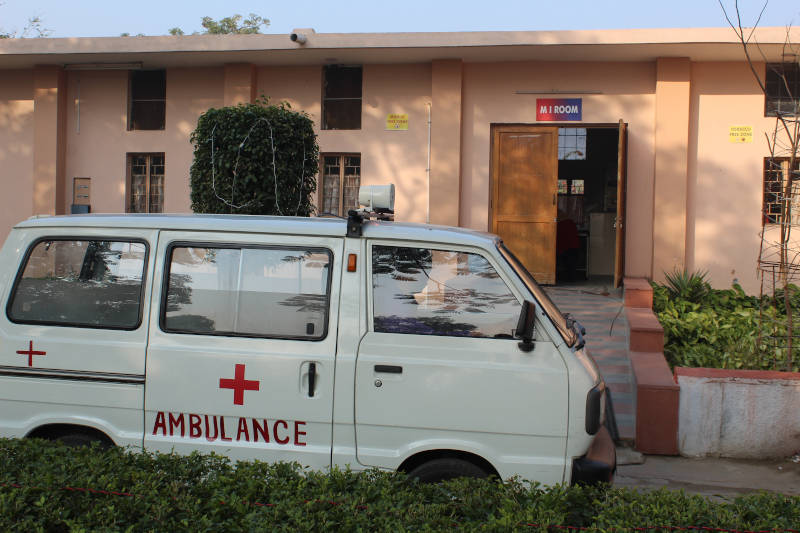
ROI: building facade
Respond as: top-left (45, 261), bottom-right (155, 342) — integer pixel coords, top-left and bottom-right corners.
top-left (1, 28), bottom-right (798, 293)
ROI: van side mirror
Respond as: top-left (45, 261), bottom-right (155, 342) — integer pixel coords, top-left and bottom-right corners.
top-left (515, 301), bottom-right (536, 352)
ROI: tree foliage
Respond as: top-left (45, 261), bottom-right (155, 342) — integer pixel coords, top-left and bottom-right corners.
top-left (169, 13), bottom-right (268, 36)
top-left (189, 98), bottom-right (318, 216)
top-left (0, 2), bottom-right (51, 39)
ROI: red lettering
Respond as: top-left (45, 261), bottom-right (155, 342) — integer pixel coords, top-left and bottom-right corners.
top-left (205, 415), bottom-right (219, 442)
top-left (252, 419), bottom-right (270, 443)
top-left (152, 411), bottom-right (166, 436)
top-left (294, 421), bottom-right (307, 446)
top-left (168, 413), bottom-right (185, 437)
top-left (189, 414), bottom-right (202, 438)
top-left (236, 417), bottom-right (250, 442)
top-left (274, 420), bottom-right (289, 445)
top-left (219, 416), bottom-right (232, 442)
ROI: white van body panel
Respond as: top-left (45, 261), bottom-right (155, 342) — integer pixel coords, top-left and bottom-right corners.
top-left (0, 214), bottom-right (612, 483)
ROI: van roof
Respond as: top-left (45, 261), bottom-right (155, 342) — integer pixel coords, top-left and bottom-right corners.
top-left (16, 214), bottom-right (502, 248)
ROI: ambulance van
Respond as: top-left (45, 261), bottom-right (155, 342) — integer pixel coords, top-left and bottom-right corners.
top-left (0, 186), bottom-right (615, 485)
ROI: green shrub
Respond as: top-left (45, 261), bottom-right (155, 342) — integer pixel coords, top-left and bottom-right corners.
top-left (2, 438), bottom-right (800, 531)
top-left (189, 97), bottom-right (319, 216)
top-left (652, 280), bottom-right (800, 372)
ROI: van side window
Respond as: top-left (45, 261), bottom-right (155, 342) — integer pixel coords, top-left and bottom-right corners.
top-left (372, 245), bottom-right (521, 338)
top-left (8, 239), bottom-right (147, 329)
top-left (163, 245), bottom-right (331, 339)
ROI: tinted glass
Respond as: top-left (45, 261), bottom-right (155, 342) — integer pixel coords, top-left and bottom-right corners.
top-left (8, 240), bottom-right (147, 329)
top-left (164, 246), bottom-right (331, 339)
top-left (372, 245), bottom-right (520, 338)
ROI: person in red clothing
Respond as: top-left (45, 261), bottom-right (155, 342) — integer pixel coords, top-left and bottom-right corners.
top-left (556, 209), bottom-right (580, 282)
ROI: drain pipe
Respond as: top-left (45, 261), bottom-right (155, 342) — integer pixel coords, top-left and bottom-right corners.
top-left (426, 102), bottom-right (432, 224)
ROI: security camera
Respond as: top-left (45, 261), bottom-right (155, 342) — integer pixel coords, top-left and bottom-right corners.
top-left (290, 33), bottom-right (307, 44)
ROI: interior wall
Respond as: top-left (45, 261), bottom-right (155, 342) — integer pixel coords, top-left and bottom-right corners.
top-left (461, 60), bottom-right (656, 280)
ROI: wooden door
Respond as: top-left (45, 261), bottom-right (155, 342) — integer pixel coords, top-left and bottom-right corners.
top-left (491, 125), bottom-right (558, 285)
top-left (614, 121), bottom-right (628, 288)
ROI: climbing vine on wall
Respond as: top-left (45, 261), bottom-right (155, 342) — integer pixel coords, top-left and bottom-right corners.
top-left (189, 97), bottom-right (319, 216)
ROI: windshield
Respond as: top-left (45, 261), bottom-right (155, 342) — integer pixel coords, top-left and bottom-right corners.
top-left (497, 243), bottom-right (576, 346)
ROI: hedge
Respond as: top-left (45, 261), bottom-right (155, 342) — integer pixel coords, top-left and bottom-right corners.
top-left (1, 438), bottom-right (799, 532)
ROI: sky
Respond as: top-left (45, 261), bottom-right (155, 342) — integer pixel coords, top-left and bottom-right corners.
top-left (1, 0), bottom-right (799, 38)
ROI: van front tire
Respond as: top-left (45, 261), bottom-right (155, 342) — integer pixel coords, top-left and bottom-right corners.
top-left (406, 458), bottom-right (489, 483)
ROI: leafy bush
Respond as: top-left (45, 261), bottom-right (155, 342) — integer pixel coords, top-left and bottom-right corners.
top-left (652, 279), bottom-right (800, 372)
top-left (2, 438), bottom-right (800, 531)
top-left (190, 97), bottom-right (318, 216)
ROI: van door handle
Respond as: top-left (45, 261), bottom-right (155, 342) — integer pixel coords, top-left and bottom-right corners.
top-left (374, 364), bottom-right (402, 374)
top-left (308, 362), bottom-right (317, 397)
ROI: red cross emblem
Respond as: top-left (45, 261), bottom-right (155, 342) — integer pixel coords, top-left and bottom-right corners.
top-left (219, 364), bottom-right (260, 406)
top-left (16, 340), bottom-right (46, 367)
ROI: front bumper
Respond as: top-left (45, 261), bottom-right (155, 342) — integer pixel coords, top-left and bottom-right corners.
top-left (570, 425), bottom-right (616, 484)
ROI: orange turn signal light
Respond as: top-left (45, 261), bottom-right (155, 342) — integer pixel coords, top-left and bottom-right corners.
top-left (347, 253), bottom-right (357, 272)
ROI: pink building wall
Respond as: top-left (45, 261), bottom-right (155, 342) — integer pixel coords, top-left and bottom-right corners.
top-left (0, 70), bottom-right (34, 235)
top-left (1, 31), bottom-right (796, 295)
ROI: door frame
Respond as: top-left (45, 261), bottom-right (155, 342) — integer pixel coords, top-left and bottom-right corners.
top-left (488, 122), bottom-right (628, 287)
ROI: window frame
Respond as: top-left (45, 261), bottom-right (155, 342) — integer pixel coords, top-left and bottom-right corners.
top-left (763, 156), bottom-right (800, 225)
top-left (126, 152), bottom-right (165, 213)
top-left (318, 153), bottom-right (361, 217)
top-left (765, 62), bottom-right (800, 117)
top-left (159, 241), bottom-right (334, 342)
top-left (6, 236), bottom-right (150, 331)
top-left (367, 240), bottom-right (524, 339)
top-left (128, 69), bottom-right (166, 131)
top-left (321, 65), bottom-right (363, 130)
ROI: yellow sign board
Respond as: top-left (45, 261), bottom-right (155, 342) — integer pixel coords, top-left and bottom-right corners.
top-left (729, 125), bottom-right (753, 143)
top-left (386, 113), bottom-right (409, 130)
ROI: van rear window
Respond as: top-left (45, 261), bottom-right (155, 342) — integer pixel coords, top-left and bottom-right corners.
top-left (7, 239), bottom-right (147, 329)
top-left (162, 245), bottom-right (332, 340)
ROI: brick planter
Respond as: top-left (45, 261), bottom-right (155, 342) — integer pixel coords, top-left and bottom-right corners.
top-left (676, 367), bottom-right (800, 458)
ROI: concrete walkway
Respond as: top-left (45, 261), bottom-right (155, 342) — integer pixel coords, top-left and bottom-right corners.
top-left (544, 282), bottom-right (635, 441)
top-left (615, 452), bottom-right (800, 497)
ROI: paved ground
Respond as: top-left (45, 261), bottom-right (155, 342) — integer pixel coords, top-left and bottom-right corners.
top-left (614, 449), bottom-right (800, 498)
top-left (544, 280), bottom-right (635, 441)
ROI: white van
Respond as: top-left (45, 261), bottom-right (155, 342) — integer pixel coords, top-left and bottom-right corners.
top-left (0, 190), bottom-right (614, 485)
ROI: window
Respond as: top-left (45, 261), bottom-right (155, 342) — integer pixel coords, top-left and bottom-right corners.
top-left (322, 66), bottom-right (362, 130)
top-left (163, 245), bottom-right (332, 339)
top-left (763, 157), bottom-right (800, 224)
top-left (128, 153), bottom-right (164, 213)
top-left (372, 245), bottom-right (521, 338)
top-left (765, 63), bottom-right (799, 117)
top-left (558, 128), bottom-right (587, 160)
top-left (8, 239), bottom-right (147, 329)
top-left (129, 70), bottom-right (166, 130)
top-left (320, 154), bottom-right (360, 216)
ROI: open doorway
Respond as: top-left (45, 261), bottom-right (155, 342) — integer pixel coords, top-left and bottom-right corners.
top-left (556, 126), bottom-right (625, 286)
top-left (489, 122), bottom-right (626, 288)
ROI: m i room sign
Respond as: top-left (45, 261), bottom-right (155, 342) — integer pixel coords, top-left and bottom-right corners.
top-left (537, 98), bottom-right (582, 121)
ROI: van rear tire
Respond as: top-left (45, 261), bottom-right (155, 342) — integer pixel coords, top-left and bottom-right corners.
top-left (406, 457), bottom-right (488, 483)
top-left (54, 432), bottom-right (110, 449)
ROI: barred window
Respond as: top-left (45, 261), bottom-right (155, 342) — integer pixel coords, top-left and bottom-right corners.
top-left (322, 66), bottom-right (362, 130)
top-left (129, 70), bottom-right (166, 130)
top-left (8, 239), bottom-right (147, 329)
top-left (320, 154), bottom-right (360, 216)
top-left (128, 153), bottom-right (164, 213)
top-left (763, 157), bottom-right (800, 225)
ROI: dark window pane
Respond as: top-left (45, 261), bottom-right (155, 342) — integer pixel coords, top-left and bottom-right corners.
top-left (765, 63), bottom-right (800, 117)
top-left (130, 101), bottom-right (165, 130)
top-left (9, 240), bottom-right (146, 329)
top-left (131, 70), bottom-right (166, 100)
top-left (164, 246), bottom-right (331, 339)
top-left (323, 100), bottom-right (361, 130)
top-left (324, 66), bottom-right (362, 99)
